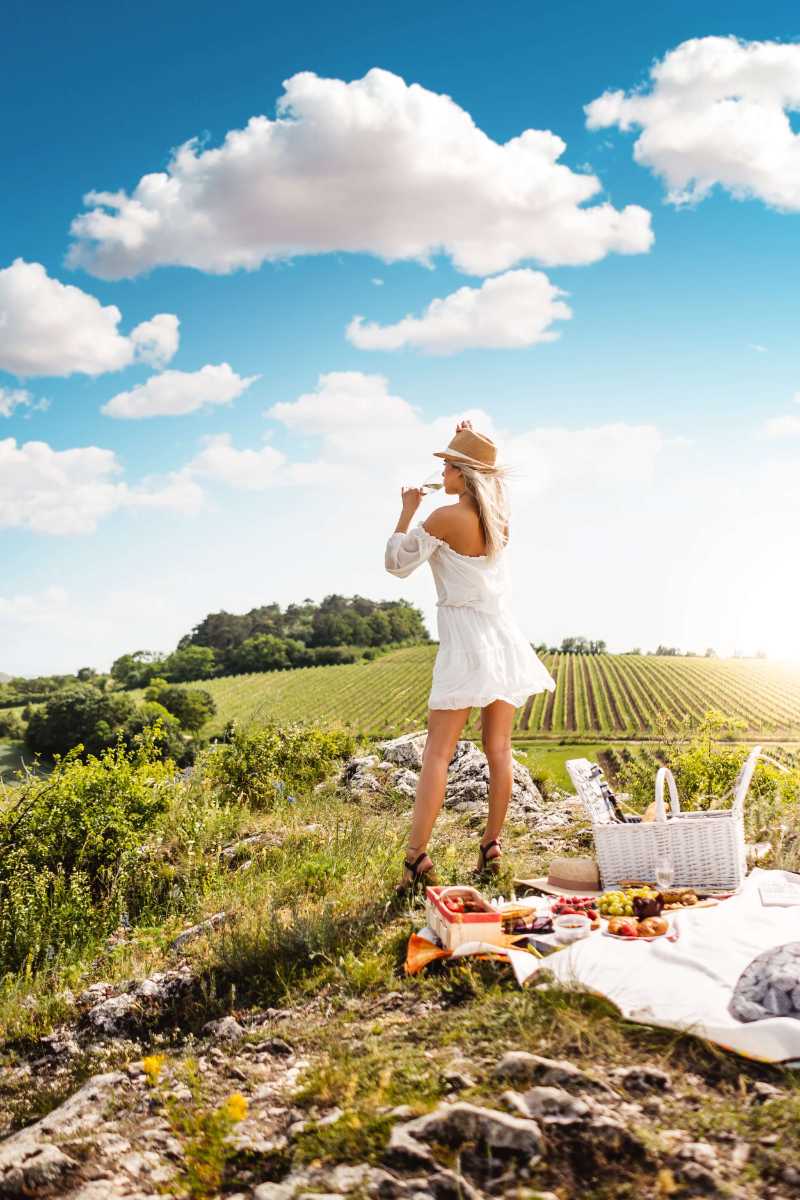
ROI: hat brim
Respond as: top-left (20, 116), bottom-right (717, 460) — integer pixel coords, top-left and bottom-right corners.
top-left (433, 449), bottom-right (497, 470)
top-left (514, 876), bottom-right (604, 899)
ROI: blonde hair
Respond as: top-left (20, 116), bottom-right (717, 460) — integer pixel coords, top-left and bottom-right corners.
top-left (456, 462), bottom-right (510, 559)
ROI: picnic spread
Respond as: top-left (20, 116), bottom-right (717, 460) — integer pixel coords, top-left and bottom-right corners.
top-left (404, 745), bottom-right (800, 1065)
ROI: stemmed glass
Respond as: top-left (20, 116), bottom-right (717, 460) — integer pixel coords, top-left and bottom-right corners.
top-left (420, 470), bottom-right (444, 495)
top-left (655, 853), bottom-right (674, 892)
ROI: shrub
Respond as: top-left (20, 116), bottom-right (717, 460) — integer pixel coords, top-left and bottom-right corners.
top-left (0, 712), bottom-right (23, 739)
top-left (205, 720), bottom-right (358, 809)
top-left (617, 711), bottom-right (800, 831)
top-left (0, 728), bottom-right (175, 973)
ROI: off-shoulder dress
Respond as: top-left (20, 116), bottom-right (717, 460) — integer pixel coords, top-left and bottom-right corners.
top-left (385, 524), bottom-right (555, 711)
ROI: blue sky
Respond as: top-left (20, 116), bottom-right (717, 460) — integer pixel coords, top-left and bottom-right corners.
top-left (3, 0), bottom-right (800, 673)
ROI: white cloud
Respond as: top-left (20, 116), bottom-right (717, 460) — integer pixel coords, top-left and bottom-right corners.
top-left (69, 67), bottom-right (652, 280)
top-left (764, 394), bottom-right (800, 437)
top-left (347, 270), bottom-right (571, 355)
top-left (0, 437), bottom-right (202, 535)
top-left (371, 278), bottom-right (384, 286)
top-left (585, 36), bottom-right (800, 210)
top-left (184, 433), bottom-right (288, 489)
top-left (0, 259), bottom-right (180, 378)
top-left (0, 387), bottom-right (46, 418)
top-left (129, 313), bottom-right (180, 368)
top-left (102, 362), bottom-right (259, 419)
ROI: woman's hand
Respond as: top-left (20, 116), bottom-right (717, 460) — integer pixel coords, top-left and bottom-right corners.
top-left (456, 418), bottom-right (473, 433)
top-left (394, 486), bottom-right (424, 534)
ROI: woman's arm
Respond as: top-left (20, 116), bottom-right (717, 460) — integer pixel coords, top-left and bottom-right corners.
top-left (394, 487), bottom-right (424, 534)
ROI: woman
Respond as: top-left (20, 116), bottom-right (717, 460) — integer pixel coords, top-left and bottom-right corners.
top-left (385, 420), bottom-right (556, 890)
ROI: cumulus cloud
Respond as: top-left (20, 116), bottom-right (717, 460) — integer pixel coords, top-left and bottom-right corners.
top-left (264, 371), bottom-right (666, 493)
top-left (764, 394), bottom-right (800, 437)
top-left (0, 437), bottom-right (202, 535)
top-left (69, 67), bottom-right (652, 280)
top-left (347, 270), bottom-right (571, 355)
top-left (129, 313), bottom-right (180, 368)
top-left (0, 387), bottom-right (47, 418)
top-left (0, 259), bottom-right (180, 378)
top-left (102, 362), bottom-right (259, 419)
top-left (585, 36), bottom-right (800, 210)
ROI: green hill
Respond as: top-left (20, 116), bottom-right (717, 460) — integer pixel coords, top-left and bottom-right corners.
top-left (166, 647), bottom-right (800, 741)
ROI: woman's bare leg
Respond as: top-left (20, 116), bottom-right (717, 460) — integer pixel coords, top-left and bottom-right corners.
top-left (476, 700), bottom-right (516, 868)
top-left (403, 707), bottom-right (471, 879)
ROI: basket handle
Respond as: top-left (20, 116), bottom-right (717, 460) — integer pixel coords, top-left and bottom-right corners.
top-left (731, 745), bottom-right (762, 819)
top-left (654, 766), bottom-right (681, 822)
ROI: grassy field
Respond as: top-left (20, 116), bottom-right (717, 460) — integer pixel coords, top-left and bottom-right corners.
top-left (149, 646), bottom-right (800, 742)
top-left (2, 730), bottom-right (799, 1198)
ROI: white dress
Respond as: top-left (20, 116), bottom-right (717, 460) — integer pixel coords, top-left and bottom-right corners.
top-left (385, 524), bottom-right (556, 710)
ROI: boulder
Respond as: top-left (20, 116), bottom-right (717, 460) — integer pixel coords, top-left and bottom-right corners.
top-left (342, 735), bottom-right (569, 828)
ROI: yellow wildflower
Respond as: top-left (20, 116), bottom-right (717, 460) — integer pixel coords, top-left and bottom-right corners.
top-left (222, 1092), bottom-right (248, 1122)
top-left (142, 1054), bottom-right (166, 1085)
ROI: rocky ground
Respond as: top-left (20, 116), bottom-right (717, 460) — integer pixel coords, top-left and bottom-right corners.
top-left (1, 736), bottom-right (798, 1200)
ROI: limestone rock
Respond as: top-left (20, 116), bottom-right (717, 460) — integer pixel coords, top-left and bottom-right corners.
top-left (342, 735), bottom-right (568, 828)
top-left (494, 1051), bottom-right (615, 1095)
top-left (169, 911), bottom-right (233, 952)
top-left (202, 1015), bottom-right (246, 1042)
top-left (387, 1101), bottom-right (543, 1169)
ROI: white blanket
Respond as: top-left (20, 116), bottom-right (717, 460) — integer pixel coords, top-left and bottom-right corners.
top-left (544, 868), bottom-right (800, 1063)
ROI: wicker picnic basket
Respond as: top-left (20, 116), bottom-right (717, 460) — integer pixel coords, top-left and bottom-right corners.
top-left (566, 747), bottom-right (764, 891)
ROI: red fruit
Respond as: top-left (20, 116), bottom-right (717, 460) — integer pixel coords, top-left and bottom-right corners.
top-left (559, 906), bottom-right (577, 915)
top-left (586, 909), bottom-right (598, 921)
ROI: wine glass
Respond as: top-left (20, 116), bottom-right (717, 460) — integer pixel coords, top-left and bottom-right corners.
top-left (420, 470), bottom-right (444, 494)
top-left (655, 853), bottom-right (674, 892)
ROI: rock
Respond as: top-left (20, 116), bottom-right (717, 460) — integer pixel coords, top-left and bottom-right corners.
top-left (202, 1015), bottom-right (245, 1041)
top-left (82, 993), bottom-right (140, 1037)
top-left (169, 910), bottom-right (233, 951)
top-left (78, 966), bottom-right (197, 1039)
top-left (220, 832), bottom-right (281, 864)
top-left (521, 1086), bottom-right (591, 1124)
top-left (1, 1143), bottom-right (78, 1194)
top-left (344, 735), bottom-right (565, 828)
top-left (387, 1102), bottom-right (543, 1170)
top-left (678, 1142), bottom-right (718, 1171)
top-left (753, 1080), bottom-right (782, 1101)
top-left (441, 1068), bottom-right (474, 1093)
top-left (253, 1036), bottom-right (294, 1057)
top-left (614, 1065), bottom-right (672, 1094)
top-left (76, 981), bottom-right (115, 1008)
top-left (378, 735), bottom-right (426, 771)
top-left (0, 1072), bottom-right (125, 1195)
top-left (494, 1051), bottom-right (614, 1095)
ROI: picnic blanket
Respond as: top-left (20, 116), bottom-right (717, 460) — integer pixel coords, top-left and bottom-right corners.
top-left (543, 868), bottom-right (800, 1064)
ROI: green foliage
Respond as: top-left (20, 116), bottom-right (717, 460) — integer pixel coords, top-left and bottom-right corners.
top-left (0, 711), bottom-right (24, 739)
top-left (617, 711), bottom-right (800, 823)
top-left (145, 682), bottom-right (216, 732)
top-left (24, 683), bottom-right (185, 761)
top-left (162, 645), bottom-right (218, 682)
top-left (0, 729), bottom-right (176, 973)
top-left (205, 720), bottom-right (358, 809)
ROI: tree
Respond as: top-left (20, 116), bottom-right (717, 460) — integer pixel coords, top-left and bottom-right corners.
top-left (26, 685), bottom-right (137, 758)
top-left (162, 645), bottom-right (217, 682)
top-left (144, 683), bottom-right (216, 733)
top-left (110, 650), bottom-right (166, 689)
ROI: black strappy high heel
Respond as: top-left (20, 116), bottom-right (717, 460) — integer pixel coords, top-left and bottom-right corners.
top-left (476, 838), bottom-right (502, 877)
top-left (396, 850), bottom-right (438, 895)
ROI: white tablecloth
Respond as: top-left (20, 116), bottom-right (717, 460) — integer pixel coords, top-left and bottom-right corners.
top-left (543, 868), bottom-right (800, 1063)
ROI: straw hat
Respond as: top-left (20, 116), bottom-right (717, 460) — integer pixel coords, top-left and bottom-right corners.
top-left (434, 428), bottom-right (498, 471)
top-left (515, 856), bottom-right (602, 898)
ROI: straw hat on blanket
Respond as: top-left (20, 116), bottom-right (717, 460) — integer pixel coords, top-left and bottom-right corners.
top-left (515, 856), bottom-right (603, 898)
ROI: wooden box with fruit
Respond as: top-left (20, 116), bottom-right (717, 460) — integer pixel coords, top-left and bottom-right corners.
top-left (425, 885), bottom-right (505, 950)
